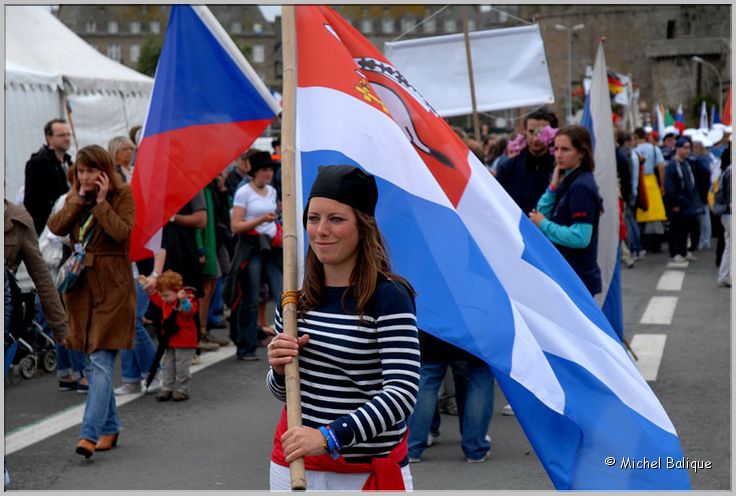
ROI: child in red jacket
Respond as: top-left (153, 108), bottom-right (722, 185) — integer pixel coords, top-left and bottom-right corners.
top-left (149, 270), bottom-right (198, 402)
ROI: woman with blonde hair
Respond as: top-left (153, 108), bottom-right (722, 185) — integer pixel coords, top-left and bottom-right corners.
top-left (266, 165), bottom-right (420, 490)
top-left (48, 144), bottom-right (136, 458)
top-left (107, 136), bottom-right (136, 183)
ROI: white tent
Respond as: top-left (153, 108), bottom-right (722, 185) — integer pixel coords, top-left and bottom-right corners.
top-left (5, 6), bottom-right (154, 201)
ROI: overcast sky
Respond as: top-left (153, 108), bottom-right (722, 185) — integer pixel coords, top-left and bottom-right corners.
top-left (259, 5), bottom-right (281, 22)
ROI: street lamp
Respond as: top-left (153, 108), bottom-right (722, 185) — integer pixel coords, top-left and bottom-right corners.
top-left (692, 55), bottom-right (723, 116)
top-left (555, 23), bottom-right (585, 124)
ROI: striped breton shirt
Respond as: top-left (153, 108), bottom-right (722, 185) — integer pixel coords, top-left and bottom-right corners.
top-left (267, 279), bottom-right (420, 464)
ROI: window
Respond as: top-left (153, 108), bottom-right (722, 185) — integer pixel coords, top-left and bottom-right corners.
top-left (423, 18), bottom-right (436, 33)
top-left (107, 44), bottom-right (122, 62)
top-left (498, 11), bottom-right (509, 23)
top-left (467, 19), bottom-right (476, 31)
top-left (253, 44), bottom-right (265, 63)
top-left (130, 21), bottom-right (140, 34)
top-left (444, 18), bottom-right (457, 33)
top-left (401, 17), bottom-right (415, 33)
top-left (253, 22), bottom-right (263, 34)
top-left (382, 18), bottom-right (394, 34)
top-left (85, 21), bottom-right (97, 33)
top-left (150, 21), bottom-right (161, 34)
top-left (130, 44), bottom-right (140, 63)
top-left (231, 22), bottom-right (242, 34)
top-left (360, 19), bottom-right (373, 34)
top-left (107, 21), bottom-right (118, 34)
top-left (666, 20), bottom-right (675, 39)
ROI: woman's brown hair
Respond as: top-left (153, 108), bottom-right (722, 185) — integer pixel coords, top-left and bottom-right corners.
top-left (556, 125), bottom-right (596, 171)
top-left (298, 209), bottom-right (415, 320)
top-left (69, 145), bottom-right (124, 194)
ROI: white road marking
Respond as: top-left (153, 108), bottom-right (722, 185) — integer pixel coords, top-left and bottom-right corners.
top-left (5, 345), bottom-right (238, 455)
top-left (630, 334), bottom-right (667, 381)
top-left (640, 296), bottom-right (678, 325)
top-left (656, 270), bottom-right (686, 291)
top-left (666, 260), bottom-right (689, 269)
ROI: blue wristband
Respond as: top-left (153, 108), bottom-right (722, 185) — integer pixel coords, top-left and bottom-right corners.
top-left (325, 425), bottom-right (342, 451)
top-left (319, 426), bottom-right (339, 460)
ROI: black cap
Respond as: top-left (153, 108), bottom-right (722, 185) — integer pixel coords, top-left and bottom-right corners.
top-left (247, 151), bottom-right (280, 177)
top-left (303, 165), bottom-right (378, 226)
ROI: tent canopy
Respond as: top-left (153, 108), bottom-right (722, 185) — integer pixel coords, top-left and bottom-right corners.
top-left (6, 6), bottom-right (152, 95)
top-left (5, 6), bottom-right (154, 201)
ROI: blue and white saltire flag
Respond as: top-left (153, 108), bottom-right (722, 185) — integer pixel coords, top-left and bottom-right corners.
top-left (580, 42), bottom-right (621, 338)
top-left (293, 6), bottom-right (690, 490)
top-left (699, 100), bottom-right (709, 131)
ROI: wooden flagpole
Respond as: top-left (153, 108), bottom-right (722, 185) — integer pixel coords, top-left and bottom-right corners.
top-left (461, 6), bottom-right (481, 143)
top-left (279, 5), bottom-right (307, 491)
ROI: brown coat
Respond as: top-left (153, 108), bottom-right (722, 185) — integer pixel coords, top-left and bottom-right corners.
top-left (47, 187), bottom-right (136, 354)
top-left (4, 200), bottom-right (69, 341)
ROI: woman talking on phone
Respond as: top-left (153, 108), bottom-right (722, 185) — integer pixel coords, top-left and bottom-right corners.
top-left (528, 125), bottom-right (603, 296)
top-left (48, 145), bottom-right (136, 458)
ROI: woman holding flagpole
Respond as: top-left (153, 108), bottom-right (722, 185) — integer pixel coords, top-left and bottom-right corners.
top-left (529, 125), bottom-right (603, 296)
top-left (266, 165), bottom-right (420, 491)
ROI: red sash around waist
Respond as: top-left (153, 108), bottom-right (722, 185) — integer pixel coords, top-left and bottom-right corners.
top-left (270, 407), bottom-right (407, 491)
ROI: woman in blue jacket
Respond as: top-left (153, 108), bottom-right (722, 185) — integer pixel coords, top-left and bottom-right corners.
top-left (529, 125), bottom-right (603, 296)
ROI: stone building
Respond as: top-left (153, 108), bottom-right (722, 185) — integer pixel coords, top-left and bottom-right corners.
top-left (517, 4), bottom-right (731, 128)
top-left (55, 5), bottom-right (730, 131)
top-left (55, 5), bottom-right (279, 89)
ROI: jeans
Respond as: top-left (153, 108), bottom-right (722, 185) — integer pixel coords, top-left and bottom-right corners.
top-left (34, 294), bottom-right (85, 379)
top-left (208, 277), bottom-right (225, 324)
top-left (698, 208), bottom-right (712, 250)
top-left (408, 359), bottom-right (494, 460)
top-left (120, 283), bottom-right (156, 383)
top-left (235, 252), bottom-right (282, 358)
top-left (80, 350), bottom-right (121, 442)
top-left (624, 204), bottom-right (642, 255)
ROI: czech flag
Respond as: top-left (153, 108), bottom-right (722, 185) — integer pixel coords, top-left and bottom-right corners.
top-left (129, 5), bottom-right (279, 260)
top-left (293, 6), bottom-right (689, 490)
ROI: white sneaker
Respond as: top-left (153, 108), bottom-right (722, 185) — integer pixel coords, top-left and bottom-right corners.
top-left (671, 254), bottom-right (687, 263)
top-left (685, 252), bottom-right (698, 261)
top-left (502, 404), bottom-right (514, 416)
top-left (144, 372), bottom-right (163, 394)
top-left (114, 382), bottom-right (142, 395)
top-left (427, 432), bottom-right (439, 447)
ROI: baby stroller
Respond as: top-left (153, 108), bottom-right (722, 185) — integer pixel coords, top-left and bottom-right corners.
top-left (5, 267), bottom-right (56, 379)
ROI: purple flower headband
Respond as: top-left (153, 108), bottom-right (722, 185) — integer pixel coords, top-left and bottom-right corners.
top-left (507, 126), bottom-right (558, 155)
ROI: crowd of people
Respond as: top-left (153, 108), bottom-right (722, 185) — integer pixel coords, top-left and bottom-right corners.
top-left (473, 108), bottom-right (731, 284)
top-left (4, 107), bottom-right (731, 487)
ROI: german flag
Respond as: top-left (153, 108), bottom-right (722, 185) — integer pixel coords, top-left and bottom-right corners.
top-left (607, 72), bottom-right (625, 94)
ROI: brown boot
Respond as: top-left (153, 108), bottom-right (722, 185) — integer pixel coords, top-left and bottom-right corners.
top-left (76, 438), bottom-right (95, 459)
top-left (172, 391), bottom-right (190, 402)
top-left (96, 433), bottom-right (119, 451)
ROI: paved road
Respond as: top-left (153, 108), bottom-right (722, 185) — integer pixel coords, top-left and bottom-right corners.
top-left (3, 246), bottom-right (730, 491)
